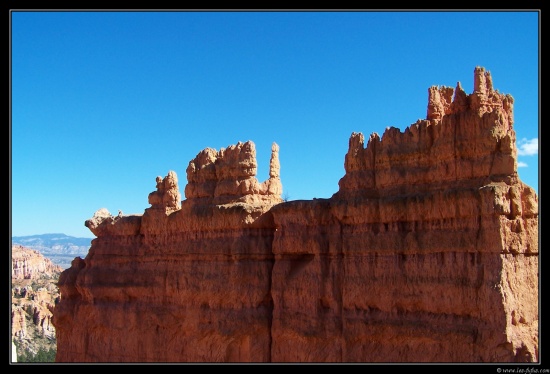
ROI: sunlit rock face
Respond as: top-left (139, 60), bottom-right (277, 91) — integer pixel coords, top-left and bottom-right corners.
top-left (54, 67), bottom-right (538, 363)
top-left (11, 245), bottom-right (61, 355)
top-left (12, 244), bottom-right (63, 280)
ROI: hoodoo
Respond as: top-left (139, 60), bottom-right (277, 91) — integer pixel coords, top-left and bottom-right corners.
top-left (54, 67), bottom-right (538, 363)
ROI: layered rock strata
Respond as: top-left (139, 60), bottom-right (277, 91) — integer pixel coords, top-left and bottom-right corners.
top-left (54, 67), bottom-right (538, 363)
top-left (12, 244), bottom-right (63, 279)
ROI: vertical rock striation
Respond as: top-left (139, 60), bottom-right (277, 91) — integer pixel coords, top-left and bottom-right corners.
top-left (271, 66), bottom-right (537, 362)
top-left (11, 245), bottom-right (61, 355)
top-left (56, 141), bottom-right (283, 362)
top-left (12, 244), bottom-right (63, 280)
top-left (54, 67), bottom-right (538, 363)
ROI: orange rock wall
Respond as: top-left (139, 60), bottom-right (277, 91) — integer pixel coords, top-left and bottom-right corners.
top-left (54, 220), bottom-right (275, 362)
top-left (53, 67), bottom-right (538, 363)
top-left (270, 188), bottom-right (538, 362)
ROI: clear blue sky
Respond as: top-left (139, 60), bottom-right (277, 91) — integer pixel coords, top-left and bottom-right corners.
top-left (10, 10), bottom-right (540, 239)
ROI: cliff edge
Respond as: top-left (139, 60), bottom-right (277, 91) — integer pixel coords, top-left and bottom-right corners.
top-left (54, 67), bottom-right (538, 363)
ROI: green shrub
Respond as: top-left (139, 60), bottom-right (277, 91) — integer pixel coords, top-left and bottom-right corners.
top-left (17, 347), bottom-right (56, 363)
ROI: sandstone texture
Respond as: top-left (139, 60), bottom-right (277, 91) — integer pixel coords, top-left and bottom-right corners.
top-left (54, 67), bottom-right (538, 363)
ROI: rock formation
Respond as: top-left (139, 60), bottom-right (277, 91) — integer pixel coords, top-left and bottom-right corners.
top-left (11, 245), bottom-right (62, 358)
top-left (53, 67), bottom-right (538, 363)
top-left (184, 140), bottom-right (282, 205)
top-left (12, 244), bottom-right (63, 279)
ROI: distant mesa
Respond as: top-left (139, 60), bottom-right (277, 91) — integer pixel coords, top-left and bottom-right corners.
top-left (56, 67), bottom-right (538, 363)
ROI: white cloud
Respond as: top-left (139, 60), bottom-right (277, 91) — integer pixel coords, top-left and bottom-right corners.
top-left (517, 138), bottom-right (538, 156)
top-left (517, 161), bottom-right (528, 168)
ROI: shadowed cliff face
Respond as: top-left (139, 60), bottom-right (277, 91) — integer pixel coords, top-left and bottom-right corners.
top-left (54, 67), bottom-right (538, 363)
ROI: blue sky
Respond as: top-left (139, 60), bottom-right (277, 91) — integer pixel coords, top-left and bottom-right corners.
top-left (10, 10), bottom-right (539, 239)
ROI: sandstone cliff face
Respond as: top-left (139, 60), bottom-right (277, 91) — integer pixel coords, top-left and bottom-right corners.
top-left (54, 67), bottom-right (538, 363)
top-left (12, 244), bottom-right (63, 280)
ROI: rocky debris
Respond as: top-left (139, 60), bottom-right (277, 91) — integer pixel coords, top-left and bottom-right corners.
top-left (54, 67), bottom-right (538, 363)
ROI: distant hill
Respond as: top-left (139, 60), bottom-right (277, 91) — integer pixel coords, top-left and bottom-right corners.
top-left (11, 233), bottom-right (92, 269)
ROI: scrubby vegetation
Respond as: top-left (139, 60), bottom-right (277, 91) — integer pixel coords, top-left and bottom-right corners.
top-left (15, 342), bottom-right (56, 363)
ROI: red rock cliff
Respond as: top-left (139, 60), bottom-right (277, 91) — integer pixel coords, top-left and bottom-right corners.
top-left (53, 67), bottom-right (538, 363)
